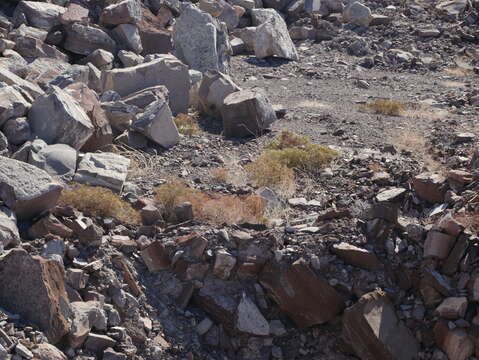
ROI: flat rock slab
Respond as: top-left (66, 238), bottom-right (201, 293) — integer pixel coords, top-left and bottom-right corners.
top-left (332, 242), bottom-right (382, 270)
top-left (74, 152), bottom-right (130, 193)
top-left (0, 249), bottom-right (71, 344)
top-left (0, 156), bottom-right (63, 219)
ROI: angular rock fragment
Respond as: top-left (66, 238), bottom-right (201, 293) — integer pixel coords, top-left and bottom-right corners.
top-left (32, 344), bottom-right (67, 360)
top-left (259, 258), bottom-right (344, 327)
top-left (0, 156), bottom-right (63, 219)
top-left (141, 241), bottom-right (171, 272)
top-left (0, 68), bottom-right (44, 99)
top-left (198, 70), bottom-right (241, 118)
top-left (343, 1), bottom-right (372, 27)
top-left (343, 290), bottom-right (419, 360)
top-left (13, 1), bottom-right (66, 31)
top-left (100, 0), bottom-right (142, 26)
top-left (0, 84), bottom-right (30, 126)
top-left (29, 143), bottom-right (77, 181)
top-left (221, 89), bottom-right (277, 138)
top-left (74, 152), bottom-right (130, 193)
top-left (254, 13), bottom-right (299, 61)
top-left (0, 249), bottom-right (71, 344)
top-left (435, 297), bottom-right (468, 319)
top-left (0, 206), bottom-right (20, 248)
top-left (332, 242), bottom-right (381, 270)
top-left (28, 86), bottom-right (94, 150)
top-left (64, 23), bottom-right (116, 56)
top-left (69, 301), bottom-right (107, 348)
top-left (112, 24), bottom-right (143, 54)
top-left (173, 5), bottom-right (231, 73)
top-left (412, 173), bottom-right (447, 204)
top-left (423, 230), bottom-right (456, 259)
top-left (102, 56), bottom-right (190, 115)
top-left (434, 320), bottom-right (474, 360)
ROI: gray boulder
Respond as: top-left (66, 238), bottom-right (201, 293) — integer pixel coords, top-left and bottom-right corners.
top-left (102, 56), bottom-right (190, 115)
top-left (0, 206), bottom-right (20, 248)
top-left (100, 0), bottom-right (142, 26)
top-left (29, 143), bottom-right (77, 181)
top-left (13, 1), bottom-right (66, 31)
top-left (221, 89), bottom-right (277, 138)
top-left (74, 152), bottom-right (130, 193)
top-left (198, 71), bottom-right (241, 118)
top-left (0, 68), bottom-right (44, 99)
top-left (133, 99), bottom-right (180, 148)
top-left (0, 84), bottom-right (30, 127)
top-left (64, 23), bottom-right (116, 56)
top-left (251, 8), bottom-right (278, 25)
top-left (112, 24), bottom-right (143, 54)
top-left (254, 13), bottom-right (299, 60)
top-left (173, 5), bottom-right (231, 73)
top-left (343, 1), bottom-right (372, 27)
top-left (0, 156), bottom-right (63, 219)
top-left (2, 117), bottom-right (30, 146)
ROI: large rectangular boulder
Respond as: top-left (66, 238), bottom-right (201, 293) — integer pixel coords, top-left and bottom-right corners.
top-left (64, 23), bottom-right (116, 56)
top-left (343, 290), bottom-right (419, 360)
top-left (0, 156), bottom-right (63, 219)
top-left (28, 86), bottom-right (94, 150)
top-left (102, 55), bottom-right (190, 115)
top-left (0, 67), bottom-right (44, 99)
top-left (0, 249), bottom-right (71, 344)
top-left (259, 258), bottom-right (345, 328)
top-left (13, 1), bottom-right (66, 31)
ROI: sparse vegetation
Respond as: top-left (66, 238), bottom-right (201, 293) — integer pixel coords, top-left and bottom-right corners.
top-left (245, 131), bottom-right (338, 195)
top-left (59, 184), bottom-right (141, 225)
top-left (360, 99), bottom-right (406, 116)
top-left (154, 180), bottom-right (266, 224)
top-left (174, 113), bottom-right (201, 135)
top-left (211, 167), bottom-right (230, 183)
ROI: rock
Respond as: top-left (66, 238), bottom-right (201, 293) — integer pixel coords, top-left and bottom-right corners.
top-left (0, 68), bottom-right (44, 99)
top-left (28, 86), bottom-right (94, 150)
top-left (0, 206), bottom-right (20, 248)
top-left (173, 5), bottom-right (231, 73)
top-left (343, 290), bottom-right (419, 360)
top-left (104, 348), bottom-right (127, 360)
top-left (236, 293), bottom-right (270, 336)
top-left (29, 213), bottom-right (73, 239)
top-left (254, 12), bottom-right (299, 61)
top-left (251, 8), bottom-right (277, 25)
top-left (0, 84), bottom-right (30, 126)
top-left (436, 297), bottom-right (468, 319)
top-left (196, 317), bottom-right (214, 336)
top-left (213, 248), bottom-right (237, 279)
top-left (0, 249), bottom-right (71, 344)
top-left (423, 230), bottom-right (456, 259)
top-left (3, 117), bottom-right (30, 146)
top-left (198, 70), bottom-right (241, 118)
top-left (74, 152), bottom-right (130, 193)
top-left (343, 1), bottom-right (372, 27)
top-left (102, 56), bottom-right (190, 115)
top-left (32, 344), bottom-right (67, 360)
top-left (434, 320), bottom-right (474, 360)
top-left (132, 99), bottom-right (180, 148)
top-left (84, 49), bottom-right (114, 71)
top-left (64, 23), bottom-right (116, 56)
top-left (112, 24), bottom-right (143, 54)
top-left (233, 27), bottom-right (257, 52)
top-left (29, 143), bottom-right (77, 181)
top-left (221, 89), bottom-right (277, 138)
top-left (141, 241), bottom-right (171, 272)
top-left (174, 202), bottom-right (194, 222)
top-left (84, 334), bottom-right (116, 353)
top-left (141, 204), bottom-right (161, 225)
top-left (100, 0), bottom-right (142, 26)
top-left (15, 343), bottom-right (33, 359)
top-left (69, 301), bottom-right (107, 348)
top-left (412, 173), bottom-right (447, 204)
top-left (230, 37), bottom-right (246, 55)
top-left (305, 0), bottom-right (321, 13)
top-left (13, 1), bottom-right (66, 31)
top-left (259, 258), bottom-right (344, 328)
top-left (332, 242), bottom-right (381, 270)
top-left (0, 156), bottom-right (63, 219)
top-left (436, 0), bottom-right (468, 17)
top-left (60, 3), bottom-right (89, 25)
top-left (375, 187), bottom-right (406, 202)
top-left (118, 50), bottom-right (144, 67)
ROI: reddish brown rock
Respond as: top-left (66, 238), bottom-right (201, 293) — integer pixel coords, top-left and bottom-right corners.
top-left (343, 290), bottom-right (419, 360)
top-left (0, 249), bottom-right (71, 344)
top-left (259, 258), bottom-right (344, 328)
top-left (141, 241), bottom-right (170, 272)
top-left (434, 320), bottom-right (474, 360)
top-left (412, 173), bottom-right (446, 204)
top-left (332, 242), bottom-right (381, 270)
top-left (435, 297), bottom-right (468, 319)
top-left (423, 230), bottom-right (456, 259)
top-left (28, 214), bottom-right (73, 239)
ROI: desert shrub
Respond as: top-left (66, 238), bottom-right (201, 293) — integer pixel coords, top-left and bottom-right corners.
top-left (360, 99), bottom-right (406, 116)
top-left (59, 184), bottom-right (140, 225)
top-left (154, 180), bottom-right (265, 224)
top-left (211, 167), bottom-right (230, 183)
top-left (174, 113), bottom-right (200, 135)
top-left (245, 156), bottom-right (296, 195)
top-left (266, 130), bottom-right (310, 150)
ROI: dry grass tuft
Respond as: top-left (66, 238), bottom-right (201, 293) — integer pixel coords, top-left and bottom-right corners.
top-left (155, 180), bottom-right (266, 224)
top-left (174, 113), bottom-right (201, 135)
top-left (246, 156), bottom-right (296, 196)
top-left (211, 167), bottom-right (230, 183)
top-left (59, 184), bottom-right (141, 225)
top-left (266, 130), bottom-right (310, 150)
top-left (360, 99), bottom-right (406, 116)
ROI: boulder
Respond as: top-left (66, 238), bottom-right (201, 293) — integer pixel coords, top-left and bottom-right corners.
top-left (69, 301), bottom-right (107, 348)
top-left (31, 344), bottom-right (67, 360)
top-left (254, 13), bottom-right (299, 60)
top-left (332, 242), bottom-right (381, 270)
top-left (112, 24), bottom-right (143, 54)
top-left (435, 297), bottom-right (468, 319)
top-left (343, 1), bottom-right (372, 27)
top-left (0, 206), bottom-right (20, 248)
top-left (83, 49), bottom-right (114, 71)
top-left (74, 152), bottom-right (130, 193)
top-left (0, 156), bottom-right (63, 219)
top-left (198, 70), bottom-right (241, 118)
top-left (436, 0), bottom-right (468, 17)
top-left (343, 290), bottom-right (419, 360)
top-left (259, 258), bottom-right (345, 327)
top-left (0, 68), bottom-right (44, 99)
top-left (232, 27), bottom-right (257, 52)
top-left (64, 23), bottom-right (116, 56)
top-left (133, 99), bottom-right (180, 148)
top-left (102, 56), bottom-right (190, 115)
top-left (0, 249), bottom-right (71, 344)
top-left (12, 36), bottom-right (68, 62)
top-left (2, 117), bottom-right (31, 146)
top-left (0, 84), bottom-right (30, 127)
top-left (434, 320), bottom-right (474, 360)
top-left (221, 89), bottom-right (277, 138)
top-left (60, 3), bottom-right (89, 26)
top-left (29, 143), bottom-right (77, 181)
top-left (100, 0), bottom-right (142, 26)
top-left (28, 86), bottom-right (94, 150)
top-left (173, 5), bottom-right (231, 73)
top-left (412, 173), bottom-right (447, 204)
top-left (13, 1), bottom-right (66, 31)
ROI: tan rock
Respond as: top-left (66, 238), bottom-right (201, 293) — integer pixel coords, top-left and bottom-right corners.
top-left (332, 242), bottom-right (381, 270)
top-left (436, 297), bottom-right (468, 319)
top-left (434, 320), bottom-right (473, 360)
top-left (412, 173), bottom-right (446, 204)
top-left (141, 241), bottom-right (171, 272)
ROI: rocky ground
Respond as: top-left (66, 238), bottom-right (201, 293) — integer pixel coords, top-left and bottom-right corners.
top-left (0, 0), bottom-right (478, 360)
